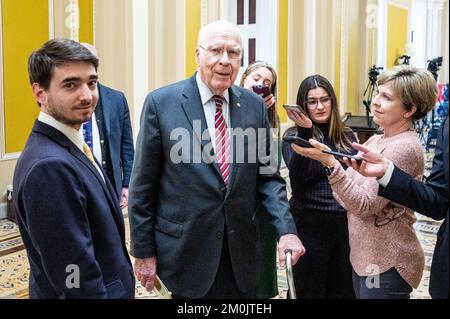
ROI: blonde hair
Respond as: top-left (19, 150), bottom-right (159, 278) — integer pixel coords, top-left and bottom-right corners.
top-left (378, 65), bottom-right (438, 121)
top-left (240, 61), bottom-right (278, 128)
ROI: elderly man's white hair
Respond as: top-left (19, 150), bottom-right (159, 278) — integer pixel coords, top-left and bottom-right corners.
top-left (197, 20), bottom-right (243, 46)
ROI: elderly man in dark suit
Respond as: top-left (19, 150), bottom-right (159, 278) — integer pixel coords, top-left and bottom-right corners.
top-left (346, 116), bottom-right (448, 299)
top-left (128, 20), bottom-right (305, 299)
top-left (13, 39), bottom-right (135, 298)
top-left (81, 43), bottom-right (134, 208)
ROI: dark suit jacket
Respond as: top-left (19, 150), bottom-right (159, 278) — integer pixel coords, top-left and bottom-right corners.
top-left (13, 121), bottom-right (135, 299)
top-left (98, 83), bottom-right (134, 197)
top-left (129, 75), bottom-right (297, 298)
top-left (379, 116), bottom-right (448, 299)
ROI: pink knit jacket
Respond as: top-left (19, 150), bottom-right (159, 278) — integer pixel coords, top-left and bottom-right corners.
top-left (327, 130), bottom-right (425, 288)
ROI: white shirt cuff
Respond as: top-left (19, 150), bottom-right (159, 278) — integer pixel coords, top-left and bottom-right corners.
top-left (377, 161), bottom-right (395, 187)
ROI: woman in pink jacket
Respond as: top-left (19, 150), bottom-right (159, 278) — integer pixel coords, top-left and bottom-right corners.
top-left (291, 65), bottom-right (438, 299)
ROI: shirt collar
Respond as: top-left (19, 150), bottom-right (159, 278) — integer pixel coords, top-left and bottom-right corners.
top-left (38, 111), bottom-right (84, 151)
top-left (196, 73), bottom-right (230, 106)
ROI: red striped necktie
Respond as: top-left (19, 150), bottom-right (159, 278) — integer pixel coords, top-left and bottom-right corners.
top-left (213, 95), bottom-right (231, 185)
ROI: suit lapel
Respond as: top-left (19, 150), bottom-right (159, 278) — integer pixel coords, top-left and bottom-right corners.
top-left (72, 147), bottom-right (104, 183)
top-left (92, 85), bottom-right (124, 233)
top-left (226, 86), bottom-right (244, 194)
top-left (101, 162), bottom-right (126, 236)
top-left (444, 118), bottom-right (449, 189)
top-left (179, 77), bottom-right (249, 189)
top-left (98, 83), bottom-right (112, 138)
top-left (70, 146), bottom-right (125, 235)
top-left (180, 76), bottom-right (222, 178)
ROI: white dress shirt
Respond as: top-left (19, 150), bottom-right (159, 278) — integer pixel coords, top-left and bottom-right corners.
top-left (377, 160), bottom-right (395, 187)
top-left (91, 112), bottom-right (103, 164)
top-left (196, 73), bottom-right (231, 153)
top-left (38, 111), bottom-right (105, 181)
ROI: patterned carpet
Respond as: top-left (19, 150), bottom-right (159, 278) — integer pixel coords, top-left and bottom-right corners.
top-left (0, 221), bottom-right (27, 299)
top-left (0, 214), bottom-right (437, 299)
top-left (0, 153), bottom-right (439, 299)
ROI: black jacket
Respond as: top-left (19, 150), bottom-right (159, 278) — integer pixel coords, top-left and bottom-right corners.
top-left (379, 116), bottom-right (448, 299)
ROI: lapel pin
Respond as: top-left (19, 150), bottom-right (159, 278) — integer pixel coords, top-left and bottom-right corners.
top-left (236, 103), bottom-right (241, 108)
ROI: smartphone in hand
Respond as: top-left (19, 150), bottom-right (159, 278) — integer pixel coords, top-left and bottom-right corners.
top-left (283, 135), bottom-right (314, 148)
top-left (282, 104), bottom-right (309, 117)
top-left (321, 150), bottom-right (363, 163)
top-left (252, 85), bottom-right (271, 98)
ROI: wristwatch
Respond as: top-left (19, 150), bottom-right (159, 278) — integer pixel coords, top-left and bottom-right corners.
top-left (323, 166), bottom-right (334, 176)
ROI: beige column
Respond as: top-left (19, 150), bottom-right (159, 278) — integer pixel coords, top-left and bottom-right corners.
top-left (94, 0), bottom-right (187, 140)
top-left (53, 0), bottom-right (79, 40)
top-left (357, 0), bottom-right (373, 116)
top-left (316, 0), bottom-right (336, 78)
top-left (365, 0), bottom-right (379, 70)
top-left (288, 0), bottom-right (306, 107)
top-left (442, 0), bottom-right (449, 83)
top-left (426, 0), bottom-right (448, 83)
top-left (94, 0), bottom-right (133, 104)
top-left (205, 0), bottom-right (221, 23)
top-left (147, 0), bottom-right (186, 91)
top-left (94, 0), bottom-right (134, 132)
top-left (288, 0), bottom-right (371, 116)
top-left (331, 0), bottom-right (369, 115)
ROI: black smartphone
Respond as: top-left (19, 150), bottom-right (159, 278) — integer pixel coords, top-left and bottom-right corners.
top-left (252, 84), bottom-right (271, 98)
top-left (282, 135), bottom-right (314, 148)
top-left (282, 104), bottom-right (309, 118)
top-left (322, 150), bottom-right (363, 162)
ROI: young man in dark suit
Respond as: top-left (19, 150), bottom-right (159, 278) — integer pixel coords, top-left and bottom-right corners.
top-left (128, 20), bottom-right (305, 299)
top-left (81, 43), bottom-right (134, 208)
top-left (347, 116), bottom-right (448, 299)
top-left (13, 39), bottom-right (135, 298)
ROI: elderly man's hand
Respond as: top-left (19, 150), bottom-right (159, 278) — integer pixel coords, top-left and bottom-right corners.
top-left (277, 234), bottom-right (306, 268)
top-left (120, 187), bottom-right (129, 209)
top-left (134, 257), bottom-right (156, 292)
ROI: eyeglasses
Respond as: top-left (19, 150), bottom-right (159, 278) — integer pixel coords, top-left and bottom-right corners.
top-left (305, 96), bottom-right (332, 109)
top-left (374, 205), bottom-right (406, 227)
top-left (199, 45), bottom-right (242, 61)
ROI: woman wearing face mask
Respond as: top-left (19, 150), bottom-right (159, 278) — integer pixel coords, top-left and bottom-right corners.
top-left (291, 65), bottom-right (438, 299)
top-left (282, 75), bottom-right (357, 298)
top-left (240, 61), bottom-right (279, 299)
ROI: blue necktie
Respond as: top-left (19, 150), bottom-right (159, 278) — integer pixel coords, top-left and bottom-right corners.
top-left (83, 119), bottom-right (93, 151)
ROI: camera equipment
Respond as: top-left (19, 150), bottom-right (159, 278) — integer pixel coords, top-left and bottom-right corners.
top-left (367, 65), bottom-right (383, 86)
top-left (399, 55), bottom-right (411, 65)
top-left (427, 57), bottom-right (443, 81)
top-left (252, 84), bottom-right (271, 98)
top-left (362, 65), bottom-right (384, 126)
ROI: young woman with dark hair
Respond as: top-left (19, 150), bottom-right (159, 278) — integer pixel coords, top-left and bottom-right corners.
top-left (282, 74), bottom-right (356, 299)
